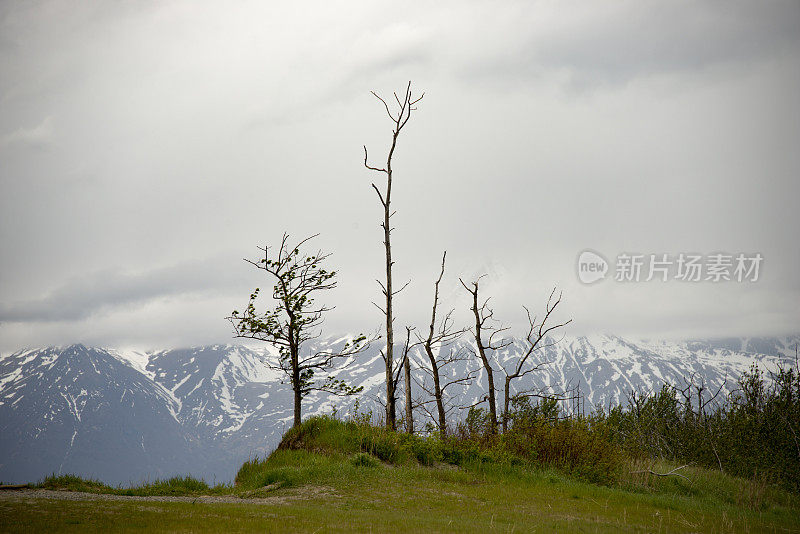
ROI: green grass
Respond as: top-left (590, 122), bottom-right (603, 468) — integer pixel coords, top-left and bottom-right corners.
top-left (2, 416), bottom-right (799, 532)
top-left (33, 473), bottom-right (233, 497)
top-left (4, 455), bottom-right (799, 533)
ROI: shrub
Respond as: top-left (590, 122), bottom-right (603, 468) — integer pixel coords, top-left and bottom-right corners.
top-left (271, 407), bottom-right (622, 485)
top-left (500, 396), bottom-right (622, 484)
top-left (598, 362), bottom-right (800, 491)
top-left (351, 453), bottom-right (379, 468)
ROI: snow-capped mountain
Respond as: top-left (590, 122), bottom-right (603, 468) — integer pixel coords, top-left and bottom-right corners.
top-left (0, 345), bottom-right (214, 485)
top-left (0, 335), bottom-right (797, 485)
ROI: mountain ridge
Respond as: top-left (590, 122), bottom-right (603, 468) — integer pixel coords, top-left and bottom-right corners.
top-left (1, 334), bottom-right (797, 485)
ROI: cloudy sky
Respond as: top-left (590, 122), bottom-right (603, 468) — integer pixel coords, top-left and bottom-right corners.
top-left (1, 1), bottom-right (798, 352)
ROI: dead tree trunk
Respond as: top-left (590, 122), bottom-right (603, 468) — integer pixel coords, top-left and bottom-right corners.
top-left (424, 252), bottom-right (449, 435)
top-left (406, 253), bottom-right (473, 436)
top-left (364, 81), bottom-right (423, 430)
top-left (402, 326), bottom-right (415, 434)
top-left (460, 277), bottom-right (509, 434)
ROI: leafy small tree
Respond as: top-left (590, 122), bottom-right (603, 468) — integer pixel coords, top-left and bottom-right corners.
top-left (228, 233), bottom-right (368, 428)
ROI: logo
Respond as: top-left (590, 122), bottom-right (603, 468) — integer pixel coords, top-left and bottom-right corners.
top-left (576, 250), bottom-right (763, 285)
top-left (577, 250), bottom-right (609, 284)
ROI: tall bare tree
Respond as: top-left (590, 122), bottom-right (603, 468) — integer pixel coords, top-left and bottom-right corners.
top-left (415, 252), bottom-right (471, 436)
top-left (499, 288), bottom-right (571, 432)
top-left (460, 277), bottom-right (510, 434)
top-left (228, 233), bottom-right (368, 428)
top-left (364, 81), bottom-right (423, 430)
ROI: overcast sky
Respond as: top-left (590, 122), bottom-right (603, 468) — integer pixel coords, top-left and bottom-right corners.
top-left (1, 1), bottom-right (798, 353)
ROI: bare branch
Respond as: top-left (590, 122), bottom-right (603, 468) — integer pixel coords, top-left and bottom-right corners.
top-left (371, 90), bottom-right (396, 122)
top-left (393, 278), bottom-right (412, 296)
top-left (363, 146), bottom-right (387, 174)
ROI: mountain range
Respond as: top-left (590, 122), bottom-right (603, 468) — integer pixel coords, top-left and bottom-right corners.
top-left (1, 335), bottom-right (797, 485)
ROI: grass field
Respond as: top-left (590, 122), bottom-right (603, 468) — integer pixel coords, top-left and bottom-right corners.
top-left (1, 417), bottom-right (798, 533)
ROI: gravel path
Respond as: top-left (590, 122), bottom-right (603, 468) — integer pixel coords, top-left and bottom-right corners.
top-left (0, 488), bottom-right (292, 505)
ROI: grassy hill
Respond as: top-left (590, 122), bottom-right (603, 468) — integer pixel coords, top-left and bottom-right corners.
top-left (2, 415), bottom-right (799, 533)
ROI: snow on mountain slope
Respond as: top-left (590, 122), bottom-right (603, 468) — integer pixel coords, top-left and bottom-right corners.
top-left (0, 345), bottom-right (213, 485)
top-left (147, 345), bottom-right (288, 437)
top-left (0, 335), bottom-right (797, 485)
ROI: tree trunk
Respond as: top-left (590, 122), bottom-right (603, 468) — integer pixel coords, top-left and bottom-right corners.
top-left (424, 344), bottom-right (447, 436)
top-left (484, 352), bottom-right (498, 433)
top-left (384, 185), bottom-right (395, 429)
top-left (386, 374), bottom-right (396, 429)
top-left (291, 343), bottom-right (301, 428)
top-left (403, 354), bottom-right (413, 433)
top-left (470, 290), bottom-right (498, 433)
top-left (503, 376), bottom-right (511, 433)
top-left (382, 136), bottom-right (397, 429)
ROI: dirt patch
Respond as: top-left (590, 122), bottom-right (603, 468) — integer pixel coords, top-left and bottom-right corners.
top-left (0, 486), bottom-right (337, 506)
top-left (291, 484), bottom-right (336, 499)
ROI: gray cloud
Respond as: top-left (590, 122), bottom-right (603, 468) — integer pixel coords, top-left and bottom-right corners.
top-left (0, 255), bottom-right (247, 323)
top-left (0, 1), bottom-right (798, 352)
top-left (460, 1), bottom-right (800, 89)
top-left (0, 116), bottom-right (53, 147)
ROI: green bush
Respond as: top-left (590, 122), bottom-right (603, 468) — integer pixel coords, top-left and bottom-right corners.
top-left (263, 410), bottom-right (623, 486)
top-left (599, 362), bottom-right (800, 491)
top-left (351, 453), bottom-right (379, 468)
top-left (500, 396), bottom-right (622, 484)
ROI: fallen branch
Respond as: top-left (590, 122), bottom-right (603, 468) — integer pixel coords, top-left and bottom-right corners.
top-left (631, 464), bottom-right (692, 483)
